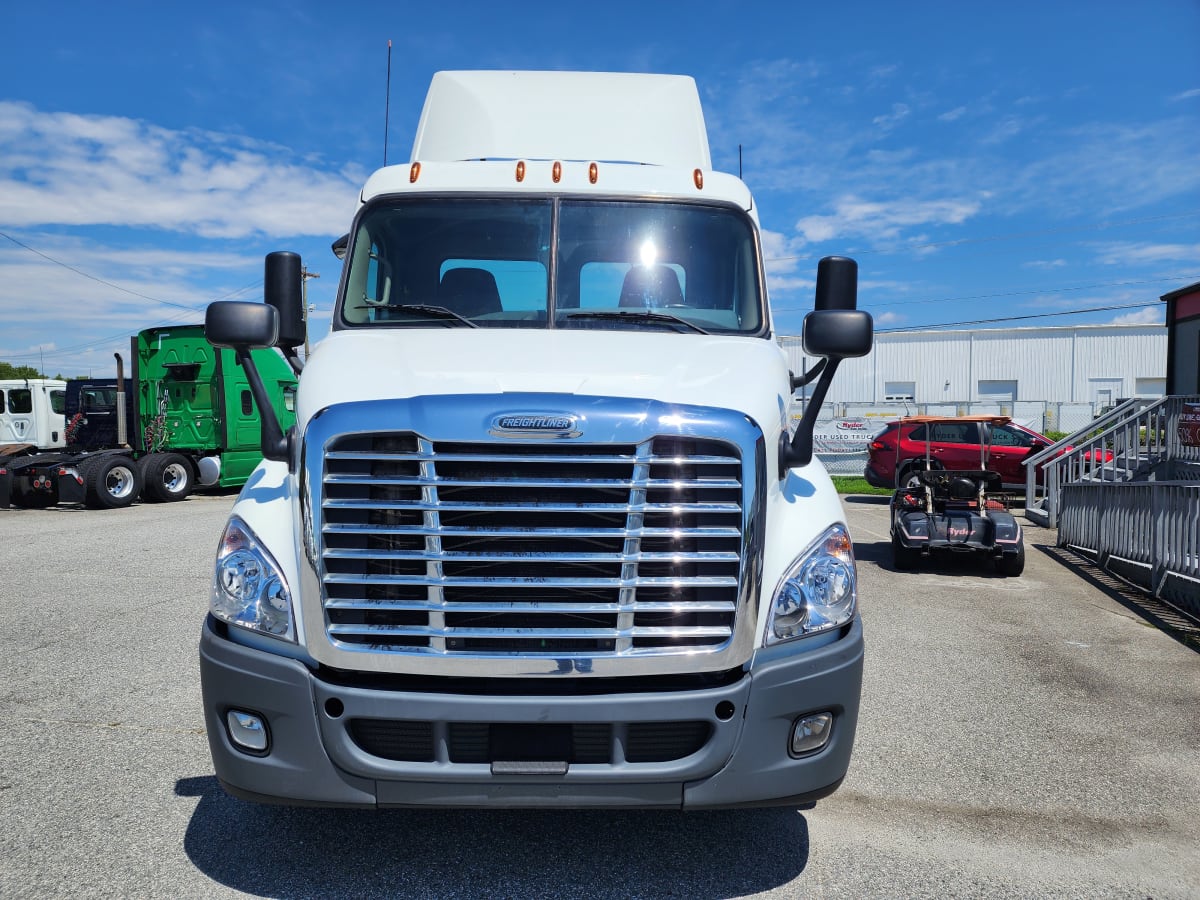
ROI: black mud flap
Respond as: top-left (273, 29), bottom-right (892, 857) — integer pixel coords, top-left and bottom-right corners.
top-left (0, 467), bottom-right (11, 509)
top-left (58, 469), bottom-right (87, 505)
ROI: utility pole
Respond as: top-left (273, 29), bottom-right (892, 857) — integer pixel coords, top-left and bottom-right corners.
top-left (301, 267), bottom-right (320, 359)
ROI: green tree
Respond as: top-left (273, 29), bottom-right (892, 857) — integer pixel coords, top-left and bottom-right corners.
top-left (0, 362), bottom-right (45, 379)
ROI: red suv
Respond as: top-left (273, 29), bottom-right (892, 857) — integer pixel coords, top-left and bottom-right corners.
top-left (865, 415), bottom-right (1056, 490)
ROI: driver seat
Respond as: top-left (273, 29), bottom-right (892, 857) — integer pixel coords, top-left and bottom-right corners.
top-left (619, 265), bottom-right (684, 308)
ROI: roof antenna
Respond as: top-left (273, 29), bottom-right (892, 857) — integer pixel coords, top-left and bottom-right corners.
top-left (383, 40), bottom-right (393, 166)
top-left (738, 144), bottom-right (743, 179)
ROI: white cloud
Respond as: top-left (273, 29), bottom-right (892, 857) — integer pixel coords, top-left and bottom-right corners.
top-left (874, 310), bottom-right (904, 326)
top-left (873, 103), bottom-right (910, 130)
top-left (1109, 307), bottom-right (1163, 325)
top-left (1170, 88), bottom-right (1200, 102)
top-left (1023, 258), bottom-right (1069, 270)
top-left (0, 101), bottom-right (362, 239)
top-left (938, 106), bottom-right (967, 122)
top-left (1093, 241), bottom-right (1200, 266)
top-left (795, 195), bottom-right (981, 244)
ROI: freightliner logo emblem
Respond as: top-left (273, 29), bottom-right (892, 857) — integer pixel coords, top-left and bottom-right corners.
top-left (490, 413), bottom-right (582, 438)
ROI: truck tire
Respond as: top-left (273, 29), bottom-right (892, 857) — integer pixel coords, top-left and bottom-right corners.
top-left (994, 544), bottom-right (1025, 577)
top-left (141, 453), bottom-right (194, 502)
top-left (891, 532), bottom-right (920, 571)
top-left (83, 455), bottom-right (142, 509)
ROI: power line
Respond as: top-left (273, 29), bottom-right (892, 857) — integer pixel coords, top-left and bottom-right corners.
top-left (765, 209), bottom-right (1200, 264)
top-left (875, 301), bottom-right (1160, 333)
top-left (770, 273), bottom-right (1196, 315)
top-left (0, 231), bottom-right (264, 362)
top-left (867, 274), bottom-right (1200, 309)
top-left (0, 230), bottom-right (202, 312)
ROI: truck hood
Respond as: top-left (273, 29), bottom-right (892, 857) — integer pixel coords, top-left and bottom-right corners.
top-left (297, 329), bottom-right (792, 440)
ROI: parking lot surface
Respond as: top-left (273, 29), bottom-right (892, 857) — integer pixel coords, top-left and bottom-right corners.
top-left (1, 493), bottom-right (1198, 898)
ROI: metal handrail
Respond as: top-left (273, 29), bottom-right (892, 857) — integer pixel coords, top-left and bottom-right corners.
top-left (1025, 395), bottom-right (1200, 527)
top-left (1059, 480), bottom-right (1200, 621)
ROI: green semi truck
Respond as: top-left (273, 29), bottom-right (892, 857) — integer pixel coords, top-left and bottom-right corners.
top-left (0, 324), bottom-right (297, 509)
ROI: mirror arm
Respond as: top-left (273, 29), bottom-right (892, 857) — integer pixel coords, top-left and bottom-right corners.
top-left (780, 358), bottom-right (842, 473)
top-left (235, 348), bottom-right (290, 463)
top-left (790, 359), bottom-right (827, 391)
top-left (281, 346), bottom-right (305, 374)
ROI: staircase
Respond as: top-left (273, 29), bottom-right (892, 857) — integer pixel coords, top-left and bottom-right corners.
top-left (1024, 395), bottom-right (1200, 621)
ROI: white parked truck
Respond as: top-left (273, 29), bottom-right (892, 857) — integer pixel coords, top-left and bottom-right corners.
top-left (200, 71), bottom-right (873, 808)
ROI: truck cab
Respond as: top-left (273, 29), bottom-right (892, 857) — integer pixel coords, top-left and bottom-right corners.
top-left (0, 379), bottom-right (66, 449)
top-left (199, 71), bottom-right (873, 808)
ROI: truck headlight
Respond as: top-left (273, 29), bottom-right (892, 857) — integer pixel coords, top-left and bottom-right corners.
top-left (211, 516), bottom-right (295, 641)
top-left (766, 524), bottom-right (857, 645)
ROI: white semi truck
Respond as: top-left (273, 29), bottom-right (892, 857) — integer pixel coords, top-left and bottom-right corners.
top-left (199, 71), bottom-right (873, 808)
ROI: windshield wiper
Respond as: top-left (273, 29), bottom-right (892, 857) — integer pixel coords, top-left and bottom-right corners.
top-left (377, 304), bottom-right (478, 327)
top-left (564, 310), bottom-right (710, 334)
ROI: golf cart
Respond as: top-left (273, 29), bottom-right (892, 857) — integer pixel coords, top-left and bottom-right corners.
top-left (889, 415), bottom-right (1025, 576)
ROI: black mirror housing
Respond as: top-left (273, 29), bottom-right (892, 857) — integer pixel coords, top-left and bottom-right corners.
top-left (265, 252), bottom-right (306, 350)
top-left (814, 256), bottom-right (858, 311)
top-left (803, 309), bottom-right (873, 359)
top-left (205, 301), bottom-right (279, 349)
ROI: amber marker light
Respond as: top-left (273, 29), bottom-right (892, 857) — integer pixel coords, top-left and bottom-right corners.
top-left (552, 161), bottom-right (563, 183)
top-left (693, 168), bottom-right (704, 190)
top-left (589, 162), bottom-right (599, 184)
top-left (516, 160), bottom-right (526, 182)
top-left (409, 162), bottom-right (421, 183)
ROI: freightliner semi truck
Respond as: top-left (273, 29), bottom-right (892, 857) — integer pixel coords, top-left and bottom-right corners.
top-left (0, 325), bottom-right (296, 509)
top-left (200, 70), bottom-right (874, 808)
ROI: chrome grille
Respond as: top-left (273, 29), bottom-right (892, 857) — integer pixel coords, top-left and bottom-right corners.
top-left (318, 432), bottom-right (745, 657)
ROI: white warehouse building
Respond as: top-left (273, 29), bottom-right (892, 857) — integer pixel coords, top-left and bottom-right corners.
top-left (780, 323), bottom-right (1167, 411)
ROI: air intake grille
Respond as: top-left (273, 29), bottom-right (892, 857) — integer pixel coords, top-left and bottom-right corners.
top-left (319, 433), bottom-right (744, 657)
top-left (347, 718), bottom-right (712, 764)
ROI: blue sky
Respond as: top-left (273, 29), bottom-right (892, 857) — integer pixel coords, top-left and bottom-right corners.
top-left (1, 1), bottom-right (1197, 376)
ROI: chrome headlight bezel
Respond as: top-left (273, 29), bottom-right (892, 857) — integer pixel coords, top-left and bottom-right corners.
top-left (211, 516), bottom-right (296, 642)
top-left (765, 523), bottom-right (858, 645)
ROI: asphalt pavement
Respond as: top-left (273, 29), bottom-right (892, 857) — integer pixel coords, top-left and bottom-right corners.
top-left (1, 493), bottom-right (1198, 898)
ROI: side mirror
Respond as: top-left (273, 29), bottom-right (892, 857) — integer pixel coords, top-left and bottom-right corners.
top-left (802, 309), bottom-right (873, 359)
top-left (265, 251), bottom-right (306, 350)
top-left (332, 233), bottom-right (349, 261)
top-left (780, 256), bottom-right (874, 475)
top-left (204, 301), bottom-right (288, 462)
top-left (205, 301), bottom-right (279, 349)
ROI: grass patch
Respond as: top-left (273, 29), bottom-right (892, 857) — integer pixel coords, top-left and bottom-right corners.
top-left (831, 476), bottom-right (892, 496)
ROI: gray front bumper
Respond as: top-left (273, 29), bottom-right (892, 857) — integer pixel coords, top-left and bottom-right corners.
top-left (199, 617), bottom-right (863, 809)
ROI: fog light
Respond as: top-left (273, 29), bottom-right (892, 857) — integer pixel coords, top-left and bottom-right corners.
top-left (790, 712), bottom-right (833, 756)
top-left (226, 710), bottom-right (269, 753)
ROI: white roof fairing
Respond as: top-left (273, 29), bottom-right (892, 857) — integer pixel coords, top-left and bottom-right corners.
top-left (411, 71), bottom-right (713, 169)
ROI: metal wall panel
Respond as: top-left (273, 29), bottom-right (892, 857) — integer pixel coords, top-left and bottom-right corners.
top-left (780, 324), bottom-right (1166, 406)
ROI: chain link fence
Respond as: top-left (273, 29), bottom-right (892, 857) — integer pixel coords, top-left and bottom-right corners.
top-left (795, 399), bottom-right (1102, 476)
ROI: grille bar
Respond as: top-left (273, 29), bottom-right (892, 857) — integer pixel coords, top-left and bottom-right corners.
top-left (323, 549), bottom-right (741, 563)
top-left (323, 524), bottom-right (742, 538)
top-left (328, 624), bottom-right (733, 640)
top-left (323, 499), bottom-right (742, 514)
top-left (324, 578), bottom-right (734, 592)
top-left (326, 599), bottom-right (737, 613)
top-left (326, 450), bottom-right (739, 465)
top-left (325, 474), bottom-right (742, 490)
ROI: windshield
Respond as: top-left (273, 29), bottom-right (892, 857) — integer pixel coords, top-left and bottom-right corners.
top-left (338, 197), bottom-right (764, 335)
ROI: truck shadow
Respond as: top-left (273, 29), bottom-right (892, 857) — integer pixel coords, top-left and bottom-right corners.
top-left (176, 776), bottom-right (810, 898)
